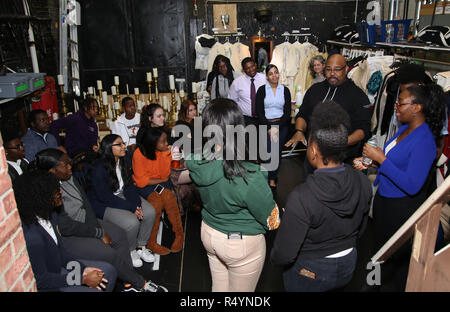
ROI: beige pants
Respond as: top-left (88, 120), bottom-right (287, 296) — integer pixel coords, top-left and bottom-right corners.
top-left (200, 221), bottom-right (266, 292)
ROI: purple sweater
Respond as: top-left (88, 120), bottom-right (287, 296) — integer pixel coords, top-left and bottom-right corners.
top-left (50, 111), bottom-right (98, 157)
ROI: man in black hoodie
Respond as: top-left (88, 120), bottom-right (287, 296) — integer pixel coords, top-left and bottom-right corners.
top-left (285, 53), bottom-right (371, 173)
top-left (271, 101), bottom-right (372, 292)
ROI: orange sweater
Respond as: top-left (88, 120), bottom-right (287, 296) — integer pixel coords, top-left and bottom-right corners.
top-left (132, 148), bottom-right (172, 188)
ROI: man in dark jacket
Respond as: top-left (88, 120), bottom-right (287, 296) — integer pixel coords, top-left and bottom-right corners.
top-left (285, 53), bottom-right (372, 173)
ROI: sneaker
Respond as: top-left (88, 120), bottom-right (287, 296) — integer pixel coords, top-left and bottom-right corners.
top-left (130, 250), bottom-right (143, 268)
top-left (143, 280), bottom-right (168, 292)
top-left (136, 247), bottom-right (155, 263)
top-left (122, 284), bottom-right (143, 292)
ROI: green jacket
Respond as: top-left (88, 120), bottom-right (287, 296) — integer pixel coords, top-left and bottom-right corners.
top-left (186, 157), bottom-right (275, 236)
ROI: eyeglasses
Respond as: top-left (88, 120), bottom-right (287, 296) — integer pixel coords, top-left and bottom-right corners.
top-left (395, 101), bottom-right (413, 108)
top-left (112, 142), bottom-right (126, 147)
top-left (5, 143), bottom-right (24, 150)
top-left (325, 67), bottom-right (345, 74)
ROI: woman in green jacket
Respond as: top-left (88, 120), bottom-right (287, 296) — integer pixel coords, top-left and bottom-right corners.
top-left (186, 98), bottom-right (280, 292)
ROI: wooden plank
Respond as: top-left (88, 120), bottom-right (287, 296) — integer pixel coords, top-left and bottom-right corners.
top-left (416, 244), bottom-right (450, 291)
top-left (372, 176), bottom-right (450, 264)
top-left (405, 203), bottom-right (442, 291)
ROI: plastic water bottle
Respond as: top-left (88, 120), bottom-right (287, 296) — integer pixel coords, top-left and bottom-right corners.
top-left (171, 146), bottom-right (181, 169)
top-left (295, 86), bottom-right (303, 108)
top-left (362, 135), bottom-right (378, 166)
top-left (385, 24), bottom-right (394, 43)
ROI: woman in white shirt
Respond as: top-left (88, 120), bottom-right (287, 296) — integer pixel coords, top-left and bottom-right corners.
top-left (208, 55), bottom-right (240, 100)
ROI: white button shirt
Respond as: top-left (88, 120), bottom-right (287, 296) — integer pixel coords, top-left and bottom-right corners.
top-left (228, 72), bottom-right (266, 117)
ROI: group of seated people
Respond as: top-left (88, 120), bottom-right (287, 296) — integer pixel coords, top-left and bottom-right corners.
top-left (4, 56), bottom-right (450, 293)
top-left (5, 96), bottom-right (201, 292)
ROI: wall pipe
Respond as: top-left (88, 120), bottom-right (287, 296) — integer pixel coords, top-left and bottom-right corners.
top-left (22, 0), bottom-right (39, 73)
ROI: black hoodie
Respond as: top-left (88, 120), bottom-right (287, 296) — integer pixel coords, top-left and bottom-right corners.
top-left (270, 164), bottom-right (372, 266)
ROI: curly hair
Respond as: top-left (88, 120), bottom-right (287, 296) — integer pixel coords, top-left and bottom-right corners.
top-left (309, 55), bottom-right (326, 77)
top-left (13, 170), bottom-right (61, 226)
top-left (309, 100), bottom-right (351, 165)
top-left (407, 83), bottom-right (446, 143)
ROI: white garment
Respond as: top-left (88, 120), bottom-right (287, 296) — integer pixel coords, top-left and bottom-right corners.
top-left (210, 71), bottom-right (242, 100)
top-left (7, 159), bottom-right (28, 176)
top-left (207, 42), bottom-right (232, 73)
top-left (195, 34), bottom-right (214, 70)
top-left (325, 247), bottom-right (354, 258)
top-left (114, 164), bottom-right (124, 195)
top-left (207, 41), bottom-right (250, 75)
top-left (385, 139), bottom-right (397, 155)
top-left (111, 113), bottom-right (140, 147)
top-left (230, 42), bottom-right (250, 73)
top-left (37, 217), bottom-right (58, 245)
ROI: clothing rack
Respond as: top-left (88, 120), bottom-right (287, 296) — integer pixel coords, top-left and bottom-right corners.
top-left (212, 32), bottom-right (246, 43)
top-left (281, 29), bottom-right (311, 42)
top-left (393, 53), bottom-right (450, 67)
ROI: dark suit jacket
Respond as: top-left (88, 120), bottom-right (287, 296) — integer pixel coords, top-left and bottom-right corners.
top-left (57, 177), bottom-right (104, 239)
top-left (21, 213), bottom-right (85, 291)
top-left (86, 162), bottom-right (142, 219)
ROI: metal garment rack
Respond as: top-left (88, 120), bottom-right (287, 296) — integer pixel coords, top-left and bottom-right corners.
top-left (212, 32), bottom-right (246, 42)
top-left (281, 29), bottom-right (311, 42)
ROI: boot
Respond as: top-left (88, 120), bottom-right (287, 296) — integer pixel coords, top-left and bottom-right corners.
top-left (162, 190), bottom-right (184, 253)
top-left (146, 193), bottom-right (171, 256)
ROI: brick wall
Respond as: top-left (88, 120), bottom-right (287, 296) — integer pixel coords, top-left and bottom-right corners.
top-left (0, 136), bottom-right (36, 292)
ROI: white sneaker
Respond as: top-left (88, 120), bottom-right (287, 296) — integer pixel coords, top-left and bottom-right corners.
top-left (130, 250), bottom-right (143, 268)
top-left (137, 247), bottom-right (155, 263)
top-left (143, 280), bottom-right (168, 292)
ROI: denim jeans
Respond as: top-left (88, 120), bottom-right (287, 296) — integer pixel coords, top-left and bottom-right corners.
top-left (283, 248), bottom-right (357, 292)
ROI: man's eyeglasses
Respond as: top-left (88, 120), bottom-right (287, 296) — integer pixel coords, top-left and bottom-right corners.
top-left (325, 67), bottom-right (345, 74)
top-left (112, 142), bottom-right (126, 147)
top-left (5, 143), bottom-right (24, 150)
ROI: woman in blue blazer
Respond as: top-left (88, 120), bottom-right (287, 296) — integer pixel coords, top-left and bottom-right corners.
top-left (13, 170), bottom-right (116, 292)
top-left (354, 83), bottom-right (446, 291)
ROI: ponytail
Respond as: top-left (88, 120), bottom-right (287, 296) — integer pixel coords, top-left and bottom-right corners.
top-left (408, 83), bottom-right (447, 143)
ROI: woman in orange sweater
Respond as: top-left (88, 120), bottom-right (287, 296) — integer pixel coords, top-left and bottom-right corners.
top-left (132, 127), bottom-right (184, 255)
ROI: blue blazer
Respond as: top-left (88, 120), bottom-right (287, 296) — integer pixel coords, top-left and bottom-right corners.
top-left (374, 123), bottom-right (436, 198)
top-left (21, 213), bottom-right (85, 291)
top-left (86, 163), bottom-right (142, 219)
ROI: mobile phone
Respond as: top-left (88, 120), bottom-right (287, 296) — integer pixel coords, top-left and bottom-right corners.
top-left (154, 184), bottom-right (164, 195)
